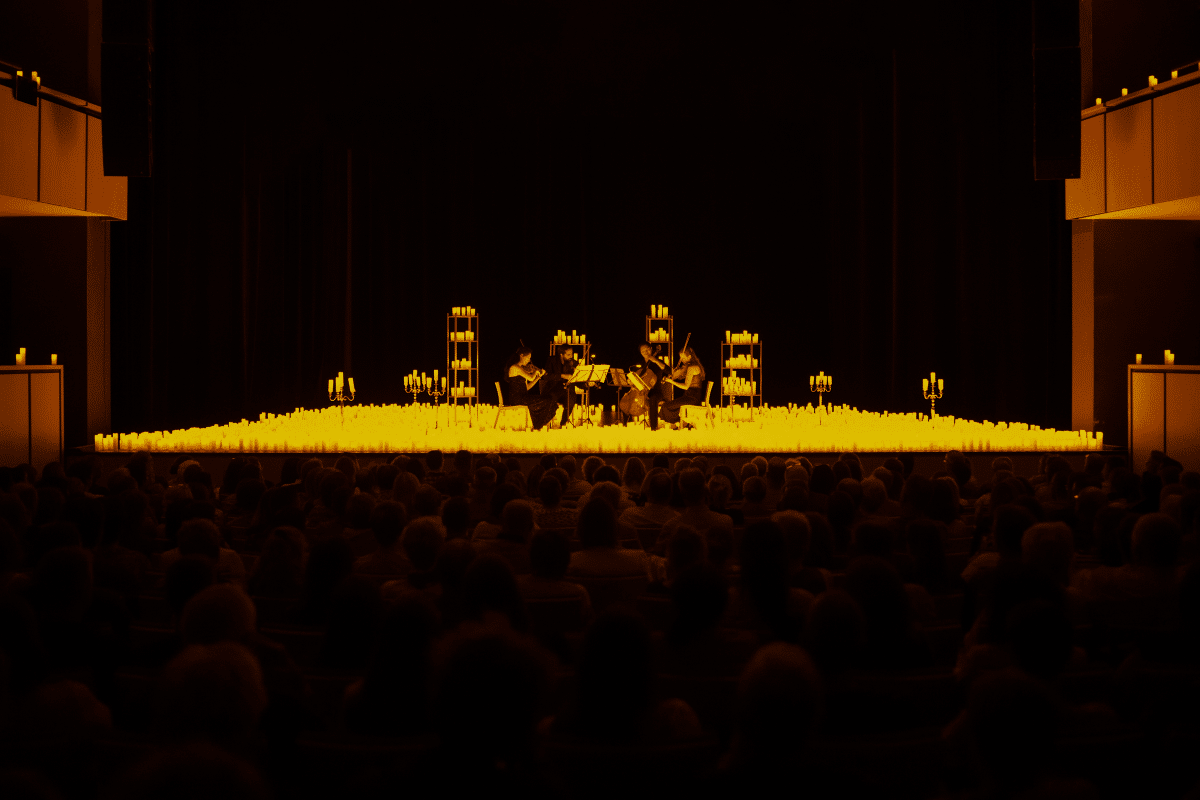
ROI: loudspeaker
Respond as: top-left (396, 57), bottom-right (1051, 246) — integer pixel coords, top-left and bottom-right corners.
top-left (101, 0), bottom-right (153, 177)
top-left (1033, 0), bottom-right (1081, 180)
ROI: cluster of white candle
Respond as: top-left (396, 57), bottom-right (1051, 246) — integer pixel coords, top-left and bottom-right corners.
top-left (649, 328), bottom-right (670, 343)
top-left (95, 401), bottom-right (1105, 454)
top-left (650, 305), bottom-right (669, 318)
top-left (451, 359), bottom-right (470, 370)
top-left (451, 306), bottom-right (475, 316)
top-left (554, 330), bottom-right (586, 345)
top-left (14, 347), bottom-right (25, 366)
top-left (726, 331), bottom-right (758, 345)
top-left (723, 373), bottom-right (757, 396)
top-left (328, 372), bottom-right (356, 394)
top-left (449, 331), bottom-right (475, 342)
top-left (726, 355), bottom-right (758, 369)
top-left (451, 386), bottom-right (476, 398)
top-left (405, 370), bottom-right (446, 391)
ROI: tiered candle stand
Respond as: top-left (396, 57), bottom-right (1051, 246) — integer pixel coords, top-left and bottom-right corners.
top-left (646, 311), bottom-right (674, 401)
top-left (720, 333), bottom-right (762, 421)
top-left (446, 309), bottom-right (479, 426)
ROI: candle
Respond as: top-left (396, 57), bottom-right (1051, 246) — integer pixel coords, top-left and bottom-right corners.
top-left (1136, 354), bottom-right (1142, 364)
top-left (404, 376), bottom-right (410, 389)
top-left (827, 375), bottom-right (832, 387)
top-left (337, 373), bottom-right (344, 391)
top-left (930, 371), bottom-right (936, 384)
top-left (441, 377), bottom-right (447, 389)
top-left (329, 379), bottom-right (335, 393)
top-left (581, 334), bottom-right (585, 344)
top-left (752, 333), bottom-right (758, 344)
top-left (453, 306), bottom-right (460, 315)
top-left (923, 378), bottom-right (929, 392)
top-left (726, 331), bottom-right (731, 343)
top-left (51, 354), bottom-right (57, 365)
top-left (938, 379), bottom-right (943, 391)
top-left (810, 375), bottom-right (815, 386)
top-left (349, 378), bottom-right (355, 393)
top-left (434, 369), bottom-right (438, 380)
top-left (663, 306), bottom-right (668, 317)
top-left (1122, 88), bottom-right (1128, 96)
top-left (651, 304), bottom-right (656, 318)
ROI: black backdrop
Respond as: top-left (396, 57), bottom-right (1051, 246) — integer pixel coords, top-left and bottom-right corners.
top-left (109, 1), bottom-right (1072, 436)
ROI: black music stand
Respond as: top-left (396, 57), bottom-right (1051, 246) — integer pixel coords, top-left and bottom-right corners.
top-left (609, 368), bottom-right (632, 424)
top-left (567, 364), bottom-right (609, 428)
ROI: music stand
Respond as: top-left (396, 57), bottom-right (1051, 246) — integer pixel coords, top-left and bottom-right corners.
top-left (567, 364), bottom-right (610, 428)
top-left (609, 368), bottom-right (631, 424)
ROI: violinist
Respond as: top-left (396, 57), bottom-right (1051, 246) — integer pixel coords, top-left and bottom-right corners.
top-left (637, 340), bottom-right (669, 430)
top-left (658, 345), bottom-right (706, 429)
top-left (504, 344), bottom-right (560, 430)
top-left (540, 344), bottom-right (579, 422)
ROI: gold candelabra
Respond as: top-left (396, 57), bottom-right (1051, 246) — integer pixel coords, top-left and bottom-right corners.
top-left (923, 372), bottom-right (944, 418)
top-left (809, 371), bottom-right (832, 406)
top-left (328, 372), bottom-right (356, 423)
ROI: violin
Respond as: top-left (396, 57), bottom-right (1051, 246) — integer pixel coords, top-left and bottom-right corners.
top-left (664, 332), bottom-right (694, 390)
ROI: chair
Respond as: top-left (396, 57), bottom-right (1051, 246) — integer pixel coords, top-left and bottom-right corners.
top-left (569, 575), bottom-right (648, 613)
top-left (253, 594), bottom-right (303, 627)
top-left (636, 594), bottom-right (675, 631)
top-left (525, 595), bottom-right (587, 637)
top-left (493, 381), bottom-right (533, 431)
top-left (261, 627), bottom-right (325, 669)
top-left (679, 381), bottom-right (716, 428)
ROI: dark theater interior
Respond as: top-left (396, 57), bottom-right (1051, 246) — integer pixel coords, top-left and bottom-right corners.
top-left (5, 1), bottom-right (1200, 797)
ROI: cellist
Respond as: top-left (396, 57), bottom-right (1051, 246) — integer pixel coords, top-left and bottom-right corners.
top-left (637, 340), bottom-right (669, 430)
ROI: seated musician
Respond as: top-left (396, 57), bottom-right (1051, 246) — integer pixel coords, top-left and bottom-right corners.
top-left (541, 344), bottom-right (578, 422)
top-left (637, 341), bottom-right (670, 430)
top-left (504, 344), bottom-right (561, 430)
top-left (659, 346), bottom-right (706, 429)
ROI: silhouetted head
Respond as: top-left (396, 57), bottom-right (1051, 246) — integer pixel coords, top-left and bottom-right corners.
top-left (402, 517), bottom-right (447, 573)
top-left (577, 497), bottom-right (619, 548)
top-left (731, 643), bottom-right (822, 769)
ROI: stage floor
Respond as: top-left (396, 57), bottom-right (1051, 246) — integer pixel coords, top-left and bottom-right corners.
top-left (93, 402), bottom-right (1105, 458)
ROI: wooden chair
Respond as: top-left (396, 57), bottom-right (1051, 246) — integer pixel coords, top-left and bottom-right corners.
top-left (679, 381), bottom-right (716, 428)
top-left (525, 595), bottom-right (588, 637)
top-left (493, 381), bottom-right (533, 430)
top-left (261, 627), bottom-right (325, 669)
top-left (569, 575), bottom-right (648, 613)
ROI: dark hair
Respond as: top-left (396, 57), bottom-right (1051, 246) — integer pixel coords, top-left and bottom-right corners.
top-left (442, 495), bottom-right (472, 537)
top-left (679, 468), bottom-right (707, 506)
top-left (593, 465), bottom-right (621, 485)
top-left (645, 472), bottom-right (673, 504)
top-left (529, 528), bottom-right (572, 579)
top-left (220, 458), bottom-right (248, 498)
top-left (413, 485), bottom-right (443, 518)
top-left (280, 457), bottom-right (302, 486)
top-left (993, 504), bottom-right (1036, 556)
top-left (488, 483), bottom-right (522, 520)
top-left (369, 501), bottom-right (407, 548)
top-left (166, 555), bottom-right (216, 618)
top-left (178, 520), bottom-right (221, 561)
top-left (426, 450), bottom-right (444, 470)
top-left (577, 497), bottom-right (618, 548)
top-left (668, 563), bottom-right (728, 648)
top-left (740, 520), bottom-right (799, 642)
top-left (463, 554), bottom-right (527, 632)
top-left (538, 475), bottom-right (563, 507)
top-left (714, 465), bottom-right (742, 501)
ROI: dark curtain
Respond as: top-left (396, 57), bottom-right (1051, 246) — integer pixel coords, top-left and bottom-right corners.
top-left (110, 0), bottom-right (1071, 436)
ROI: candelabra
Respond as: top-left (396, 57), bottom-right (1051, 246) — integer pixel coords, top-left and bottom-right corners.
top-left (328, 372), bottom-right (356, 423)
top-left (426, 376), bottom-right (447, 428)
top-left (923, 372), bottom-right (944, 418)
top-left (809, 371), bottom-right (832, 406)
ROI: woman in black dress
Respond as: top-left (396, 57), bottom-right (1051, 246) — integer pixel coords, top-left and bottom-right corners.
top-left (504, 344), bottom-right (561, 430)
top-left (659, 345), bottom-right (706, 428)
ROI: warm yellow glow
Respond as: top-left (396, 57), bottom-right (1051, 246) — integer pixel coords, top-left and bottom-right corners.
top-left (1122, 88), bottom-right (1128, 96)
top-left (1096, 97), bottom-right (1102, 105)
top-left (1172, 71), bottom-right (1179, 80)
top-left (94, 402), bottom-right (1104, 454)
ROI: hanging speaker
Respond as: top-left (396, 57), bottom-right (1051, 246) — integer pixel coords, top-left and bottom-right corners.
top-left (1033, 0), bottom-right (1081, 180)
top-left (101, 0), bottom-right (153, 177)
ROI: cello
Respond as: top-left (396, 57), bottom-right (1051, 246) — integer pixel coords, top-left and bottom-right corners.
top-left (618, 344), bottom-right (662, 418)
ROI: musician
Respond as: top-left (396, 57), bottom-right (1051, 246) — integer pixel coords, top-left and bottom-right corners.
top-left (504, 345), bottom-right (560, 430)
top-left (540, 344), bottom-right (578, 421)
top-left (637, 341), bottom-right (669, 430)
top-left (659, 346), bottom-right (706, 428)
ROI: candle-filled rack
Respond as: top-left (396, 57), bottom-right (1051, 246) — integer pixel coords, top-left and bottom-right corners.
top-left (720, 331), bottom-right (762, 420)
top-left (447, 307), bottom-right (479, 424)
top-left (646, 305), bottom-right (674, 401)
top-left (549, 330), bottom-right (592, 363)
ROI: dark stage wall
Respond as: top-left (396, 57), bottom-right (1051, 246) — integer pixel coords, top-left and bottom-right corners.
top-left (108, 1), bottom-right (1072, 442)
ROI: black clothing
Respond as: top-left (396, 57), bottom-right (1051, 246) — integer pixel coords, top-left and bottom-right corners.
top-left (506, 374), bottom-right (559, 430)
top-left (643, 361), bottom-right (665, 430)
top-left (660, 385), bottom-right (705, 424)
top-left (541, 354), bottom-right (578, 418)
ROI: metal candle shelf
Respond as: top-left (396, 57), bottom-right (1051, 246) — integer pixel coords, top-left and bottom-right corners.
top-left (720, 331), bottom-right (762, 420)
top-left (646, 308), bottom-right (674, 402)
top-left (446, 307), bottom-right (479, 425)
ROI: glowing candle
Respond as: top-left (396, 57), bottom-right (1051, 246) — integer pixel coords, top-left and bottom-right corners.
top-left (938, 379), bottom-right (943, 392)
top-left (453, 306), bottom-right (460, 315)
top-left (581, 334), bottom-right (585, 344)
top-left (349, 378), bottom-right (355, 393)
top-left (1136, 354), bottom-right (1142, 364)
top-left (441, 377), bottom-right (447, 389)
top-left (752, 333), bottom-right (758, 344)
top-left (1122, 88), bottom-right (1128, 96)
top-left (51, 354), bottom-right (57, 364)
top-left (810, 375), bottom-right (814, 386)
top-left (337, 373), bottom-right (344, 392)
top-left (726, 331), bottom-right (731, 343)
top-left (329, 379), bottom-right (335, 393)
top-left (663, 306), bottom-right (668, 317)
top-left (827, 375), bottom-right (832, 387)
top-left (923, 378), bottom-right (929, 392)
top-left (651, 304), bottom-right (656, 318)
top-left (434, 369), bottom-right (438, 381)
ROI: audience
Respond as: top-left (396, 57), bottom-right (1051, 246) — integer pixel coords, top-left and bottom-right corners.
top-left (1, 448), bottom-right (1190, 797)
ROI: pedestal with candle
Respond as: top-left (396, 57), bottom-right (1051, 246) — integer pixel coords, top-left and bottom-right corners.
top-left (810, 372), bottom-right (831, 406)
top-left (923, 372), bottom-right (944, 417)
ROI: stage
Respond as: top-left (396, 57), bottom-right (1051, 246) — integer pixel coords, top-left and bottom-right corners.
top-left (92, 401), bottom-right (1105, 459)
